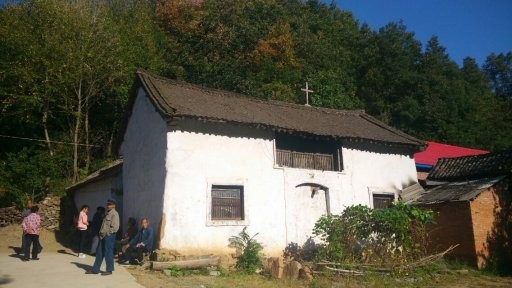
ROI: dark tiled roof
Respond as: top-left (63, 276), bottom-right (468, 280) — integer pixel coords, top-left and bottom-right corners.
top-left (400, 183), bottom-right (426, 203)
top-left (411, 176), bottom-right (506, 204)
top-left (136, 70), bottom-right (424, 147)
top-left (66, 159), bottom-right (123, 192)
top-left (427, 150), bottom-right (512, 181)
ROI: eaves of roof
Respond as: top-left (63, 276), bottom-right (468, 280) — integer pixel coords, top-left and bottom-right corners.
top-left (135, 69), bottom-right (424, 148)
top-left (65, 159), bottom-right (123, 193)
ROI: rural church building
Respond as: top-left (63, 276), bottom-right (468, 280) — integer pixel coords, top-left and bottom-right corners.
top-left (69, 70), bottom-right (424, 256)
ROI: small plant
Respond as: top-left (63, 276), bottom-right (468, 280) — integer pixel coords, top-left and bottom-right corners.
top-left (228, 227), bottom-right (264, 274)
top-left (166, 265), bottom-right (184, 277)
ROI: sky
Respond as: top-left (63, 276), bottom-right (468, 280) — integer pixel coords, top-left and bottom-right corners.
top-left (335, 0), bottom-right (512, 67)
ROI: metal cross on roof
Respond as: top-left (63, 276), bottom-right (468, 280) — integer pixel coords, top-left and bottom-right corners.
top-left (301, 82), bottom-right (314, 106)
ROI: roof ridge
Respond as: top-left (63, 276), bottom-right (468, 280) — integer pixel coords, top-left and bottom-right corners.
top-left (138, 69), bottom-right (365, 116)
top-left (134, 69), bottom-right (424, 147)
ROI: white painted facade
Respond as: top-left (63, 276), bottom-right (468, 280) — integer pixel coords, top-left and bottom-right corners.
top-left (72, 173), bottom-right (123, 221)
top-left (121, 88), bottom-right (418, 256)
top-left (121, 88), bottom-right (167, 237)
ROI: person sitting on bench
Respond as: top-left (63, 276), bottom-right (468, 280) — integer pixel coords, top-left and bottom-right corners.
top-left (120, 217), bottom-right (153, 265)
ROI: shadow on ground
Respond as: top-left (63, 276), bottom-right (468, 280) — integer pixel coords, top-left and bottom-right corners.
top-left (58, 249), bottom-right (77, 256)
top-left (7, 246), bottom-right (21, 255)
top-left (7, 253), bottom-right (25, 261)
top-left (70, 261), bottom-right (93, 272)
top-left (54, 228), bottom-right (79, 253)
top-left (0, 274), bottom-right (13, 285)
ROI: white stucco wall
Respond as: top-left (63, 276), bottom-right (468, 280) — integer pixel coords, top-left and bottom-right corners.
top-left (340, 142), bottom-right (418, 207)
top-left (121, 90), bottom-right (418, 256)
top-left (162, 120), bottom-right (287, 255)
top-left (73, 175), bottom-right (121, 221)
top-left (160, 118), bottom-right (418, 256)
top-left (120, 88), bottom-right (167, 236)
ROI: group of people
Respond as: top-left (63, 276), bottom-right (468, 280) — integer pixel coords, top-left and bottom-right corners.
top-left (78, 199), bottom-right (154, 275)
top-left (20, 197), bottom-right (154, 276)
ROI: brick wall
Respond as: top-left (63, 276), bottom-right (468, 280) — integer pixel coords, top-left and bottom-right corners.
top-left (423, 201), bottom-right (477, 266)
top-left (470, 180), bottom-right (511, 269)
top-left (423, 178), bottom-right (512, 269)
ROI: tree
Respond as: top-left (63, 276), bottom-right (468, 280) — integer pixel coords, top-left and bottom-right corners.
top-left (355, 21), bottom-right (422, 128)
top-left (415, 36), bottom-right (466, 143)
top-left (483, 52), bottom-right (512, 100)
top-left (0, 0), bottom-right (167, 188)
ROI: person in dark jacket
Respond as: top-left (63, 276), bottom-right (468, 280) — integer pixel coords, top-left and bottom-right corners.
top-left (120, 217), bottom-right (154, 265)
top-left (115, 217), bottom-right (138, 258)
top-left (89, 206), bottom-right (105, 255)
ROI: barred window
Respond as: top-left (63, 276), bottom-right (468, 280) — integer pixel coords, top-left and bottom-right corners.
top-left (275, 132), bottom-right (341, 171)
top-left (372, 193), bottom-right (394, 209)
top-left (211, 185), bottom-right (244, 220)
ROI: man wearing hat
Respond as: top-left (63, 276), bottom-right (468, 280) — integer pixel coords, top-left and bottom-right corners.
top-left (88, 199), bottom-right (119, 275)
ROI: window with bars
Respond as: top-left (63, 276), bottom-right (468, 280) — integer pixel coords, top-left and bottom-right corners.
top-left (275, 132), bottom-right (342, 171)
top-left (372, 193), bottom-right (395, 209)
top-left (211, 185), bottom-right (244, 220)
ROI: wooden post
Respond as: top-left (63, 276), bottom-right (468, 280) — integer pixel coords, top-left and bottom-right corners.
top-left (151, 257), bottom-right (220, 271)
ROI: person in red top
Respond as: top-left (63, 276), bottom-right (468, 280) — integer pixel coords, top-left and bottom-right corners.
top-left (21, 205), bottom-right (41, 261)
top-left (19, 198), bottom-right (32, 254)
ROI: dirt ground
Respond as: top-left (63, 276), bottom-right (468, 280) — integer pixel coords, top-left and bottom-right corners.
top-left (126, 267), bottom-right (512, 288)
top-left (0, 224), bottom-right (68, 254)
top-left (2, 224), bottom-right (512, 288)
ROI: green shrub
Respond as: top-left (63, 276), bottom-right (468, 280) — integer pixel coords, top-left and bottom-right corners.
top-left (313, 202), bottom-right (434, 264)
top-left (0, 147), bottom-right (70, 207)
top-left (228, 227), bottom-right (264, 274)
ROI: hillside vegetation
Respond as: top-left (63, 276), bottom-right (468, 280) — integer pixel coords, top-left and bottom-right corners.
top-left (1, 0), bottom-right (511, 206)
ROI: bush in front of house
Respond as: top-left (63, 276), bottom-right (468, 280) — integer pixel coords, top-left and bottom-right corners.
top-left (312, 202), bottom-right (434, 265)
top-left (228, 227), bottom-right (264, 274)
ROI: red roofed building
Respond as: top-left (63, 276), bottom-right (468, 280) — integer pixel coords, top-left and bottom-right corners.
top-left (414, 141), bottom-right (489, 182)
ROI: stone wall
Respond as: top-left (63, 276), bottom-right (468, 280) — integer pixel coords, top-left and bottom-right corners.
top-left (0, 196), bottom-right (61, 231)
top-left (0, 206), bottom-right (21, 227)
top-left (38, 196), bottom-right (62, 231)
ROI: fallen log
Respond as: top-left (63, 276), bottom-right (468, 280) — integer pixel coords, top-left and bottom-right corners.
top-left (316, 244), bottom-right (460, 273)
top-left (152, 257), bottom-right (220, 271)
top-left (324, 266), bottom-right (364, 275)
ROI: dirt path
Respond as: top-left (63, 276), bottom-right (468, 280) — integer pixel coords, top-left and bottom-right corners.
top-left (0, 224), bottom-right (67, 254)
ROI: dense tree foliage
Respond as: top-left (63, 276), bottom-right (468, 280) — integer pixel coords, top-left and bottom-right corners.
top-left (0, 0), bottom-right (511, 206)
top-left (0, 0), bottom-right (167, 205)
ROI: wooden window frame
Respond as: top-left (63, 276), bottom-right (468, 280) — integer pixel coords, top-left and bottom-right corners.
top-left (372, 193), bottom-right (395, 209)
top-left (206, 179), bottom-right (248, 226)
top-left (211, 185), bottom-right (244, 221)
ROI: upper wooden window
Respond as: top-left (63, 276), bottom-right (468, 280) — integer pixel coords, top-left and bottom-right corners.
top-left (275, 132), bottom-right (342, 171)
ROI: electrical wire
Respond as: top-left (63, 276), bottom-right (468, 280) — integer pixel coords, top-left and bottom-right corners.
top-left (0, 134), bottom-right (101, 147)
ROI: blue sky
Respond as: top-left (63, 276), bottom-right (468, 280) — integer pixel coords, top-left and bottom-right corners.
top-left (335, 0), bottom-right (512, 67)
